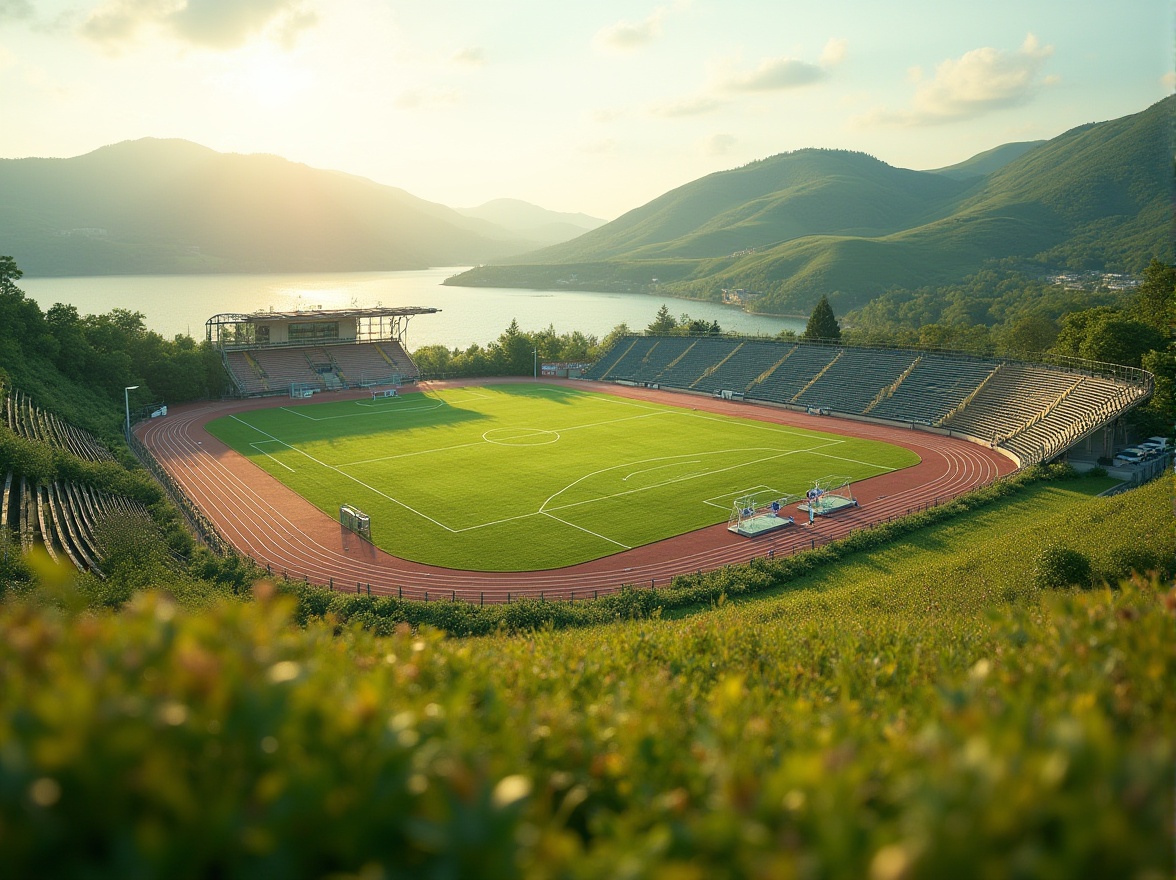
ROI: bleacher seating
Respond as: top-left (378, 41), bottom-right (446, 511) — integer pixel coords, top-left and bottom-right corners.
top-left (941, 364), bottom-right (1079, 445)
top-left (252, 348), bottom-right (323, 391)
top-left (794, 348), bottom-right (920, 414)
top-left (868, 356), bottom-right (998, 425)
top-left (746, 345), bottom-right (840, 404)
top-left (222, 340), bottom-right (423, 397)
top-left (692, 341), bottom-right (790, 395)
top-left (3, 389), bottom-right (115, 463)
top-left (653, 337), bottom-right (738, 389)
top-left (585, 334), bottom-right (1151, 466)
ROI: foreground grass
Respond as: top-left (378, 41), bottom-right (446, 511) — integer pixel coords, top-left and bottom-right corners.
top-left (1, 477), bottom-right (1172, 878)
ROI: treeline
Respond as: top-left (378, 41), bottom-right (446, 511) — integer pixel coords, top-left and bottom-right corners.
top-left (411, 319), bottom-right (611, 379)
top-left (0, 256), bottom-right (226, 438)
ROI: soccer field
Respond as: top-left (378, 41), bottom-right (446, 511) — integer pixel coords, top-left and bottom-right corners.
top-left (205, 384), bottom-right (920, 571)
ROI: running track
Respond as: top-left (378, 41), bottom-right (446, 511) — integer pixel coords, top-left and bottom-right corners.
top-left (136, 379), bottom-right (1017, 602)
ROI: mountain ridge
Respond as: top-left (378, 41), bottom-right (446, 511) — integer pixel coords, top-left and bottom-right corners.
top-left (447, 96), bottom-right (1174, 315)
top-left (0, 139), bottom-right (549, 276)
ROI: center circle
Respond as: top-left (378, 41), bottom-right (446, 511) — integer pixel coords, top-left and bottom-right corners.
top-left (483, 427), bottom-right (561, 446)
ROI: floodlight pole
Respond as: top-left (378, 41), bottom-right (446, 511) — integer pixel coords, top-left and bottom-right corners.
top-left (124, 385), bottom-right (139, 443)
top-left (533, 348), bottom-right (538, 379)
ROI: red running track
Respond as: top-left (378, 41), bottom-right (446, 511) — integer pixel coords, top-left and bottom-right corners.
top-left (136, 379), bottom-right (1017, 602)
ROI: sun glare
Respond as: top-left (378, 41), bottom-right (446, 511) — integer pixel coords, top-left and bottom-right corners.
top-left (221, 47), bottom-right (311, 109)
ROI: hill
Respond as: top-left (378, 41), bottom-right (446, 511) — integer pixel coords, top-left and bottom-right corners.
top-left (0, 139), bottom-right (538, 276)
top-left (447, 97), bottom-right (1175, 316)
top-left (927, 140), bottom-right (1046, 179)
top-left (456, 198), bottom-right (606, 247)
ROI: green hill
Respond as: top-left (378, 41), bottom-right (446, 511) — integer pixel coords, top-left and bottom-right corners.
top-left (927, 140), bottom-right (1046, 180)
top-left (449, 97), bottom-right (1175, 316)
top-left (0, 139), bottom-right (536, 276)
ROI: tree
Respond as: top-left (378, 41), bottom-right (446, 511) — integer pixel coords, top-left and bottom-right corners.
top-left (599, 323), bottom-right (631, 354)
top-left (803, 295), bottom-right (841, 341)
top-left (997, 314), bottom-right (1058, 356)
top-left (646, 305), bottom-right (677, 335)
top-left (1129, 259), bottom-right (1176, 335)
top-left (0, 255), bottom-right (22, 297)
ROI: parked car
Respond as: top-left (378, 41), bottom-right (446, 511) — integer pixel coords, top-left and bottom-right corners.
top-left (1114, 448), bottom-right (1147, 465)
top-left (1141, 436), bottom-right (1171, 451)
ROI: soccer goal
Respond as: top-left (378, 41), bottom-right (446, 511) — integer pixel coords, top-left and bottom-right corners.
top-left (798, 476), bottom-right (859, 518)
top-left (290, 382), bottom-right (318, 399)
top-left (358, 371), bottom-right (402, 390)
top-left (728, 492), bottom-right (798, 537)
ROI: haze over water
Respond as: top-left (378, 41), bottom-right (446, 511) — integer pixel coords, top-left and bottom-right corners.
top-left (20, 268), bottom-right (806, 351)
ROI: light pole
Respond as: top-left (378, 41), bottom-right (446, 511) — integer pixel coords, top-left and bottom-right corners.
top-left (533, 348), bottom-right (538, 379)
top-left (124, 385), bottom-right (139, 443)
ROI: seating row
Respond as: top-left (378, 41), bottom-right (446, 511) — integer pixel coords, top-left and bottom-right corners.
top-left (3, 389), bottom-right (115, 463)
top-left (223, 342), bottom-right (419, 396)
top-left (585, 335), bottom-right (1149, 465)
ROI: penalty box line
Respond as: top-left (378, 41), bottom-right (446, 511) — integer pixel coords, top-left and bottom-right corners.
top-left (229, 414), bottom-right (454, 533)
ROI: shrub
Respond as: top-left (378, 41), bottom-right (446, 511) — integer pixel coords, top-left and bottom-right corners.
top-left (1034, 546), bottom-right (1093, 590)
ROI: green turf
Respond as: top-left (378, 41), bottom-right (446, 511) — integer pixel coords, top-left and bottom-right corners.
top-left (205, 384), bottom-right (919, 570)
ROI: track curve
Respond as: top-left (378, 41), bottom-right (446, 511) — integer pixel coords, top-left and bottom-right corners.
top-left (136, 379), bottom-right (1017, 602)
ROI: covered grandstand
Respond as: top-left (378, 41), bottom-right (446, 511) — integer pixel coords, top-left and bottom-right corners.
top-left (584, 335), bottom-right (1153, 467)
top-left (207, 306), bottom-right (438, 397)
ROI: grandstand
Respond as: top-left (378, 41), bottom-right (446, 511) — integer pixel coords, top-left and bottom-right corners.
top-left (2, 388), bottom-right (161, 575)
top-left (584, 335), bottom-right (1153, 467)
top-left (207, 306), bottom-right (438, 397)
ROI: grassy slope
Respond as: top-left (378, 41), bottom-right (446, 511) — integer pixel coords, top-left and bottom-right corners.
top-left (450, 97), bottom-right (1174, 313)
top-left (204, 385), bottom-right (917, 570)
top-left (1, 474), bottom-right (1172, 877)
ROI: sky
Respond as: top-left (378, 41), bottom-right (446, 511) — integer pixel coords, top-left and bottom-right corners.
top-left (0, 0), bottom-right (1171, 220)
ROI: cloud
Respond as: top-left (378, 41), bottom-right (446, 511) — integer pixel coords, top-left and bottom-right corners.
top-left (715, 39), bottom-right (845, 93)
top-left (81, 0), bottom-right (318, 51)
top-left (820, 38), bottom-right (847, 67)
top-left (452, 46), bottom-right (486, 67)
top-left (859, 34), bottom-right (1055, 126)
top-left (650, 95), bottom-right (723, 118)
top-left (594, 7), bottom-right (665, 52)
top-left (1162, 71), bottom-right (1176, 91)
top-left (702, 133), bottom-right (737, 156)
top-left (0, 0), bottom-right (33, 23)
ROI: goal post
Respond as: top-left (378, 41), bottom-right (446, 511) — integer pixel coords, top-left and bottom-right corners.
top-left (728, 492), bottom-right (798, 537)
top-left (798, 475), bottom-right (859, 517)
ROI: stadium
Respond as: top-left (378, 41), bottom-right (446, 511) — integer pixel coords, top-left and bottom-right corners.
top-left (105, 304), bottom-right (1156, 602)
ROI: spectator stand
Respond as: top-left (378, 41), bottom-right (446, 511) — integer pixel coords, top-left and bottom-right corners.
top-left (207, 306), bottom-right (438, 398)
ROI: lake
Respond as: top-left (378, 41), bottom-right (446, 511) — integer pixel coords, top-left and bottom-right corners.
top-left (19, 268), bottom-right (806, 351)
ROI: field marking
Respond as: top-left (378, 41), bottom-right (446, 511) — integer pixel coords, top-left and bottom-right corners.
top-left (702, 485), bottom-right (778, 510)
top-left (280, 398), bottom-right (448, 421)
top-left (624, 461), bottom-right (698, 481)
top-left (540, 511), bottom-right (631, 550)
top-left (539, 443), bottom-right (840, 517)
top-left (483, 427), bottom-right (561, 446)
top-left (807, 450), bottom-right (900, 470)
top-left (248, 440), bottom-right (296, 472)
top-left (586, 393), bottom-right (833, 442)
top-left (333, 408), bottom-right (672, 468)
top-left (229, 414), bottom-right (456, 532)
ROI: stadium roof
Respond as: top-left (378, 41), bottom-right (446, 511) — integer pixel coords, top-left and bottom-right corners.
top-left (207, 306), bottom-right (440, 324)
